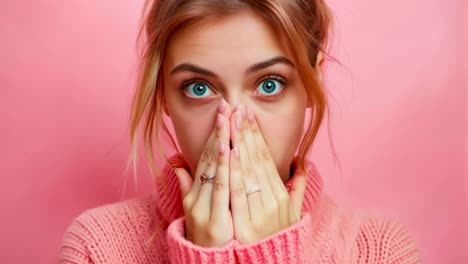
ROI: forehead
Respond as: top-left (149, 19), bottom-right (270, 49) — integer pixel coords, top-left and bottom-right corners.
top-left (164, 10), bottom-right (291, 69)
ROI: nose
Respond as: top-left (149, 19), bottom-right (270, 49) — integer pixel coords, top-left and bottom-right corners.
top-left (219, 97), bottom-right (244, 150)
top-left (221, 97), bottom-right (245, 115)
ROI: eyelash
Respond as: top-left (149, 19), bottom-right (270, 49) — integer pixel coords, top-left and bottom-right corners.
top-left (179, 74), bottom-right (288, 101)
top-left (255, 74), bottom-right (288, 101)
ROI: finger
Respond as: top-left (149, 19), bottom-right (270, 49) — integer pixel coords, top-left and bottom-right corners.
top-left (231, 105), bottom-right (263, 219)
top-left (250, 110), bottom-right (288, 193)
top-left (188, 108), bottom-right (226, 200)
top-left (289, 164), bottom-right (308, 221)
top-left (210, 105), bottom-right (231, 222)
top-left (247, 108), bottom-right (290, 226)
top-left (243, 106), bottom-right (276, 210)
top-left (193, 97), bottom-right (232, 213)
top-left (229, 146), bottom-right (249, 225)
top-left (210, 141), bottom-right (230, 223)
top-left (175, 167), bottom-right (193, 199)
top-left (194, 153), bottom-right (217, 215)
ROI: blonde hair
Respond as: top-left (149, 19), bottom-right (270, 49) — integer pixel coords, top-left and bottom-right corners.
top-left (126, 0), bottom-right (339, 243)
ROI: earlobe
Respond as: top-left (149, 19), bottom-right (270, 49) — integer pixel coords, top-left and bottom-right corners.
top-left (315, 51), bottom-right (324, 81)
top-left (315, 51), bottom-right (324, 67)
top-left (317, 69), bottom-right (323, 82)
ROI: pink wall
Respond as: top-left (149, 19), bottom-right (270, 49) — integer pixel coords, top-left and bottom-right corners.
top-left (464, 1), bottom-right (468, 253)
top-left (1, 0), bottom-right (466, 263)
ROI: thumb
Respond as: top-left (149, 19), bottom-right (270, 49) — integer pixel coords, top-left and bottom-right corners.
top-left (174, 168), bottom-right (193, 198)
top-left (288, 165), bottom-right (308, 220)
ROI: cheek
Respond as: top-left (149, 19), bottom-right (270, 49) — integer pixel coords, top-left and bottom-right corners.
top-left (257, 107), bottom-right (305, 163)
top-left (170, 114), bottom-right (213, 171)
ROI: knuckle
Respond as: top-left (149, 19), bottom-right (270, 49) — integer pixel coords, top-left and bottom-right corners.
top-left (251, 123), bottom-right (258, 133)
top-left (231, 158), bottom-right (241, 169)
top-left (193, 218), bottom-right (205, 228)
top-left (251, 217), bottom-right (262, 228)
top-left (189, 210), bottom-right (204, 226)
top-left (236, 133), bottom-right (244, 144)
top-left (191, 201), bottom-right (202, 213)
top-left (265, 201), bottom-right (278, 214)
top-left (201, 150), bottom-right (210, 162)
top-left (231, 184), bottom-right (245, 196)
top-left (213, 178), bottom-right (226, 192)
top-left (251, 166), bottom-right (263, 177)
top-left (237, 229), bottom-right (251, 243)
top-left (202, 151), bottom-right (216, 165)
top-left (277, 193), bottom-right (289, 204)
top-left (241, 168), bottom-right (252, 176)
top-left (253, 221), bottom-right (267, 234)
top-left (206, 225), bottom-right (219, 241)
top-left (216, 127), bottom-right (222, 138)
top-left (267, 209), bottom-right (278, 219)
top-left (182, 196), bottom-right (193, 211)
top-left (188, 209), bottom-right (198, 222)
top-left (217, 152), bottom-right (226, 166)
top-left (261, 147), bottom-right (272, 160)
top-left (250, 151), bottom-right (260, 162)
top-left (209, 154), bottom-right (216, 164)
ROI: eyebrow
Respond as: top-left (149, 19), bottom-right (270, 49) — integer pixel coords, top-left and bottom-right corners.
top-left (169, 56), bottom-right (295, 78)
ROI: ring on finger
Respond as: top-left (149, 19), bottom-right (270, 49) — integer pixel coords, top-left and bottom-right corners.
top-left (246, 184), bottom-right (262, 196)
top-left (200, 172), bottom-right (216, 184)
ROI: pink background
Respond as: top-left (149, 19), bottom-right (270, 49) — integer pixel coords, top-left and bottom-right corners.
top-left (1, 0), bottom-right (466, 263)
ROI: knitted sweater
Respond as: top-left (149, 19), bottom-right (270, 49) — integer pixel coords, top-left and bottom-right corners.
top-left (58, 153), bottom-right (421, 263)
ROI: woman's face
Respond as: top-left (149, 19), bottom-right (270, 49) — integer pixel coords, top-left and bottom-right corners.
top-left (163, 10), bottom-right (310, 182)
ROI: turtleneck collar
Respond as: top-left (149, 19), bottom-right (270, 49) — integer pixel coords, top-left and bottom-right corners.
top-left (153, 153), bottom-right (323, 225)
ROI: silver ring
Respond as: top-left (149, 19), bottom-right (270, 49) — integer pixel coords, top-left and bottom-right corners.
top-left (200, 173), bottom-right (216, 184)
top-left (246, 184), bottom-right (261, 196)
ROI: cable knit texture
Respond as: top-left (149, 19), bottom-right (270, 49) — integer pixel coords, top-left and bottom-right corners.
top-left (58, 153), bottom-right (422, 263)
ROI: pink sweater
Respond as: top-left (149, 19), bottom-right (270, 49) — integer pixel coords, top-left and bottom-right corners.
top-left (59, 154), bottom-right (421, 263)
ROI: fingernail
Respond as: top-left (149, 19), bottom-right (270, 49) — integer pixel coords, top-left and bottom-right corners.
top-left (234, 103), bottom-right (245, 116)
top-left (216, 113), bottom-right (224, 129)
top-left (247, 107), bottom-right (254, 124)
top-left (234, 146), bottom-right (240, 159)
top-left (218, 98), bottom-right (226, 113)
top-left (240, 104), bottom-right (247, 118)
top-left (236, 110), bottom-right (242, 130)
top-left (219, 142), bottom-right (226, 154)
top-left (235, 104), bottom-right (243, 117)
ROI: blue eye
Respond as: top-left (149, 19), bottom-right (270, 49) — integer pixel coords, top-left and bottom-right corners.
top-left (183, 82), bottom-right (214, 98)
top-left (256, 77), bottom-right (285, 96)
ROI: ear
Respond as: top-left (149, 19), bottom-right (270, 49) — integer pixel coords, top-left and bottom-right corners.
top-left (315, 51), bottom-right (324, 81)
top-left (307, 51), bottom-right (324, 108)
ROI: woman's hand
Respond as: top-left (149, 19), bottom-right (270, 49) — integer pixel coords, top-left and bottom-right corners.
top-left (175, 99), bottom-right (234, 247)
top-left (228, 104), bottom-right (308, 245)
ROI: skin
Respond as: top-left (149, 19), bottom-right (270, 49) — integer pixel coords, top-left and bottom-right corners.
top-left (163, 9), bottom-right (322, 183)
top-left (163, 9), bottom-right (323, 247)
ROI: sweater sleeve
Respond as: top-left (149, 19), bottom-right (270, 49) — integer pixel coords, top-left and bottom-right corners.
top-left (166, 216), bottom-right (238, 263)
top-left (233, 212), bottom-right (311, 264)
top-left (58, 215), bottom-right (94, 264)
top-left (353, 216), bottom-right (422, 264)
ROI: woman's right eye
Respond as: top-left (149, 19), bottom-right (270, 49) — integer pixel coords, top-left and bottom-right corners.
top-left (181, 81), bottom-right (215, 98)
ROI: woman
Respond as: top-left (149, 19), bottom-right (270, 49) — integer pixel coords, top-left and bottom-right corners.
top-left (59, 0), bottom-right (421, 263)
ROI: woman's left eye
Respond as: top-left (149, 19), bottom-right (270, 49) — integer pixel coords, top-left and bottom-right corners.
top-left (255, 75), bottom-right (287, 97)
